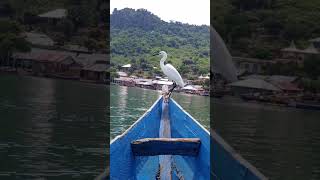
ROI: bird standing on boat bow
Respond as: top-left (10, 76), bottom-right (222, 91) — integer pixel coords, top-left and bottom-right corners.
top-left (153, 51), bottom-right (185, 98)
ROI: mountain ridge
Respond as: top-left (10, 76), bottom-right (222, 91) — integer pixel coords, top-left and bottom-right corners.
top-left (110, 8), bottom-right (210, 79)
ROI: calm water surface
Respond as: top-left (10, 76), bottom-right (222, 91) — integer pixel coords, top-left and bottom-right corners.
top-left (0, 75), bottom-right (107, 179)
top-left (214, 96), bottom-right (320, 180)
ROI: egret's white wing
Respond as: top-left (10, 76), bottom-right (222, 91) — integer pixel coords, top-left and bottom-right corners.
top-left (163, 64), bottom-right (184, 87)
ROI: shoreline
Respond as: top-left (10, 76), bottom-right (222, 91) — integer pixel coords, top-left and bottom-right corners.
top-left (0, 69), bottom-right (109, 89)
top-left (0, 68), bottom-right (108, 86)
top-left (110, 82), bottom-right (210, 97)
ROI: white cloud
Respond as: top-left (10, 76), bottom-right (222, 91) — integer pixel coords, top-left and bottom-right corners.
top-left (110, 0), bottom-right (210, 26)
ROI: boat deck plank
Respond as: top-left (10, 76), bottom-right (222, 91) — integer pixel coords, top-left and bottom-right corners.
top-left (131, 138), bottom-right (201, 156)
top-left (159, 101), bottom-right (172, 180)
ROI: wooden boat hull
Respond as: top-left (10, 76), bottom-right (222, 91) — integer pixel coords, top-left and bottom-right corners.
top-left (110, 97), bottom-right (210, 179)
top-left (109, 96), bottom-right (267, 180)
top-left (212, 130), bottom-right (267, 180)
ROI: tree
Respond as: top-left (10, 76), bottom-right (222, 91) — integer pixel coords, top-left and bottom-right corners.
top-left (84, 38), bottom-right (98, 52)
top-left (56, 19), bottom-right (75, 40)
top-left (67, 0), bottom-right (98, 29)
top-left (0, 20), bottom-right (30, 66)
top-left (108, 67), bottom-right (118, 78)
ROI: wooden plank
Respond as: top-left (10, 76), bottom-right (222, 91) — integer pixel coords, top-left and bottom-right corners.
top-left (159, 100), bottom-right (171, 138)
top-left (131, 138), bottom-right (201, 156)
top-left (159, 100), bottom-right (171, 180)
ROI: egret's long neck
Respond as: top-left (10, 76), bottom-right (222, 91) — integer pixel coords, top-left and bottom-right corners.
top-left (160, 54), bottom-right (167, 69)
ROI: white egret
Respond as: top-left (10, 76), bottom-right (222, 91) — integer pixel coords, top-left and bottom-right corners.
top-left (154, 51), bottom-right (184, 97)
top-left (211, 26), bottom-right (237, 82)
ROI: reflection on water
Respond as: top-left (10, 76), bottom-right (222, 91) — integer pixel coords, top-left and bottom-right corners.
top-left (0, 75), bottom-right (108, 179)
top-left (214, 96), bottom-right (320, 180)
top-left (110, 85), bottom-right (210, 140)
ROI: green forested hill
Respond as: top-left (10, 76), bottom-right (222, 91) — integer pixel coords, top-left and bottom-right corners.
top-left (110, 8), bottom-right (210, 79)
top-left (212, 0), bottom-right (320, 58)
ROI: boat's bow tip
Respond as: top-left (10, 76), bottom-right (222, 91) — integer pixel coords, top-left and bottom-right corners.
top-left (161, 85), bottom-right (171, 103)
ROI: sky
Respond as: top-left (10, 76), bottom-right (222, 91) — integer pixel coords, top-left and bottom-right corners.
top-left (110, 0), bottom-right (210, 26)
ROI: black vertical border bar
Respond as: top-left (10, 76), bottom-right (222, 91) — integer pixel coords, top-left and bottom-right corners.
top-left (210, 1), bottom-right (214, 179)
top-left (104, 0), bottom-right (111, 179)
top-left (106, 0), bottom-right (111, 178)
top-left (95, 0), bottom-right (111, 179)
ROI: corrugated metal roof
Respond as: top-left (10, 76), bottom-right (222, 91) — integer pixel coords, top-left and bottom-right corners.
top-left (136, 81), bottom-right (153, 85)
top-left (242, 75), bottom-right (268, 80)
top-left (135, 78), bottom-right (153, 85)
top-left (38, 9), bottom-right (67, 19)
top-left (24, 32), bottom-right (54, 46)
top-left (76, 53), bottom-right (108, 62)
top-left (229, 78), bottom-right (281, 91)
top-left (268, 75), bottom-right (297, 83)
top-left (303, 43), bottom-right (319, 54)
top-left (273, 81), bottom-right (301, 91)
top-left (117, 71), bottom-right (128, 77)
top-left (73, 53), bottom-right (108, 67)
top-left (194, 85), bottom-right (204, 90)
top-left (83, 63), bottom-right (107, 72)
top-left (281, 41), bottom-right (319, 54)
top-left (182, 85), bottom-right (198, 91)
top-left (281, 41), bottom-right (303, 52)
top-left (152, 80), bottom-right (173, 85)
top-left (114, 77), bottom-right (134, 82)
top-left (13, 50), bottom-right (71, 63)
top-left (63, 44), bottom-right (89, 52)
top-left (122, 64), bottom-right (131, 68)
top-left (12, 48), bottom-right (108, 66)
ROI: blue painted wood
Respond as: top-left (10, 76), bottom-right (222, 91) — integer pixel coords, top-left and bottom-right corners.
top-left (212, 130), bottom-right (268, 180)
top-left (110, 97), bottom-right (162, 180)
top-left (159, 101), bottom-right (172, 180)
top-left (169, 99), bottom-right (211, 180)
top-left (131, 138), bottom-right (200, 156)
top-left (110, 97), bottom-right (211, 179)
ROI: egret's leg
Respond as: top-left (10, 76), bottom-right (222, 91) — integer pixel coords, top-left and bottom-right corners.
top-left (168, 83), bottom-right (177, 98)
top-left (169, 82), bottom-right (176, 92)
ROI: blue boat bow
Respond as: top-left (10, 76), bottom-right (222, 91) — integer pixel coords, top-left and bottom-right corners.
top-left (107, 96), bottom-right (267, 180)
top-left (110, 97), bottom-right (210, 179)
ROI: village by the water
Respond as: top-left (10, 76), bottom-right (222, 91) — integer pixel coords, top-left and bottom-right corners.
top-left (1, 7), bottom-right (320, 110)
top-left (113, 40), bottom-right (320, 110)
top-left (0, 7), bottom-right (108, 84)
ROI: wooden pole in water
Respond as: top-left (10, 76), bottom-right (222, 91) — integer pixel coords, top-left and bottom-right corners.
top-left (159, 86), bottom-right (172, 180)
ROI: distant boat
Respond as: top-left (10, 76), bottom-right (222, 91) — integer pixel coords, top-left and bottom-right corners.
top-left (107, 95), bottom-right (266, 179)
